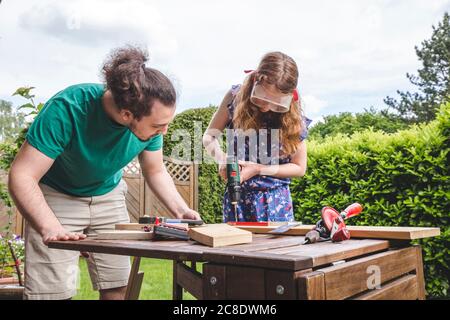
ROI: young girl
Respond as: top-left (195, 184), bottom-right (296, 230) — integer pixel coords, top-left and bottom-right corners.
top-left (203, 51), bottom-right (311, 222)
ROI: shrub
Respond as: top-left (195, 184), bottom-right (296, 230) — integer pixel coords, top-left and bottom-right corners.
top-left (166, 102), bottom-right (449, 298)
top-left (291, 102), bottom-right (450, 298)
top-left (163, 106), bottom-right (225, 223)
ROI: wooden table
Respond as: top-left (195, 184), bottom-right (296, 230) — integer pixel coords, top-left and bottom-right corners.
top-left (48, 235), bottom-right (426, 300)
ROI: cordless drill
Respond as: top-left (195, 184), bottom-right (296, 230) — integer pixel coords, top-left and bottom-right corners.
top-left (303, 203), bottom-right (363, 244)
top-left (226, 155), bottom-right (241, 222)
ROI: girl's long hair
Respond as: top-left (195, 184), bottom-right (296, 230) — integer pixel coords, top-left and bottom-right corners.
top-left (233, 52), bottom-right (305, 155)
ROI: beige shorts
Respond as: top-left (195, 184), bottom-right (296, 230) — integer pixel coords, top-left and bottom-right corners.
top-left (24, 180), bottom-right (131, 300)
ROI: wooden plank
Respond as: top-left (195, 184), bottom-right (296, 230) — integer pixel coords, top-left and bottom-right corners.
top-left (178, 186), bottom-right (190, 202)
top-left (193, 163), bottom-right (199, 211)
top-left (87, 231), bottom-right (154, 240)
top-left (226, 236), bottom-right (306, 252)
top-left (49, 239), bottom-right (206, 262)
top-left (318, 247), bottom-right (418, 300)
top-left (188, 224), bottom-right (252, 247)
top-left (265, 269), bottom-right (311, 300)
top-left (139, 174), bottom-right (145, 217)
top-left (144, 184), bottom-right (153, 216)
top-left (115, 223), bottom-right (188, 231)
top-left (125, 193), bottom-right (140, 212)
top-left (296, 240), bottom-right (389, 267)
top-left (151, 239), bottom-right (200, 248)
top-left (298, 271), bottom-right (326, 300)
top-left (259, 238), bottom-right (390, 267)
top-left (346, 226), bottom-right (440, 240)
top-left (414, 246), bottom-right (426, 300)
top-left (14, 208), bottom-right (24, 237)
top-left (116, 223), bottom-right (153, 231)
top-left (237, 224), bottom-right (314, 235)
top-left (0, 285), bottom-right (24, 300)
top-left (128, 212), bottom-right (139, 224)
top-left (126, 184), bottom-right (140, 204)
top-left (203, 264), bottom-right (227, 300)
top-left (130, 272), bottom-right (144, 299)
top-left (352, 274), bottom-right (419, 300)
top-left (125, 195), bottom-right (140, 216)
top-left (125, 198), bottom-right (139, 216)
top-left (125, 201), bottom-right (140, 222)
top-left (202, 250), bottom-right (312, 271)
top-left (126, 199), bottom-right (139, 216)
top-left (226, 266), bottom-right (265, 299)
top-left (173, 261), bottom-right (183, 300)
top-left (190, 164), bottom-right (195, 210)
top-left (48, 236), bottom-right (389, 273)
top-left (176, 262), bottom-right (203, 299)
top-left (129, 180), bottom-right (141, 197)
top-left (125, 257), bottom-right (143, 300)
top-left (236, 225), bottom-right (440, 240)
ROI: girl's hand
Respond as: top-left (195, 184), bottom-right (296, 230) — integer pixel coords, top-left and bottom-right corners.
top-left (219, 163), bottom-right (227, 181)
top-left (238, 161), bottom-right (262, 183)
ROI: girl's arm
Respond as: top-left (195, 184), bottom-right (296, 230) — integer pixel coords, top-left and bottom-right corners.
top-left (239, 141), bottom-right (307, 181)
top-left (202, 89), bottom-right (234, 164)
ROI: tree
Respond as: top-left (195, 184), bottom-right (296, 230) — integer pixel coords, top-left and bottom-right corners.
top-left (1, 87), bottom-right (44, 237)
top-left (308, 107), bottom-right (408, 140)
top-left (384, 12), bottom-right (450, 123)
top-left (0, 100), bottom-right (25, 143)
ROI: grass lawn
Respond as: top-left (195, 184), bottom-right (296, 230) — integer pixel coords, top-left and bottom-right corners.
top-left (73, 257), bottom-right (196, 300)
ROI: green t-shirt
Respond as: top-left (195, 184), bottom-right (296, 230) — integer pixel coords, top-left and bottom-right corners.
top-left (26, 83), bottom-right (163, 196)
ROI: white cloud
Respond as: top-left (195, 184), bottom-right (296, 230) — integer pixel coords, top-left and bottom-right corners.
top-left (301, 95), bottom-right (328, 116)
top-left (18, 0), bottom-right (178, 58)
top-left (0, 0), bottom-right (448, 117)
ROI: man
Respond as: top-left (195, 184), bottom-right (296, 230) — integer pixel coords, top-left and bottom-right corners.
top-left (8, 46), bottom-right (200, 300)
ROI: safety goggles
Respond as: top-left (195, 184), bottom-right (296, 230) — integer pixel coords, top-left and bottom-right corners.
top-left (250, 82), bottom-right (294, 113)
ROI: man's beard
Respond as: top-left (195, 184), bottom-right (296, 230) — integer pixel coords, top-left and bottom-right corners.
top-left (128, 121), bottom-right (159, 142)
top-left (128, 122), bottom-right (150, 142)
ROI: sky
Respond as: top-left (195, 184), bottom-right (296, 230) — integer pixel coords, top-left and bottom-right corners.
top-left (0, 0), bottom-right (449, 125)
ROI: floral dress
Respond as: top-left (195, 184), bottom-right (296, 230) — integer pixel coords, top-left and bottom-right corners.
top-left (223, 85), bottom-right (312, 222)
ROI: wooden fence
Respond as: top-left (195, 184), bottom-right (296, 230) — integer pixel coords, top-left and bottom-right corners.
top-left (122, 156), bottom-right (198, 222)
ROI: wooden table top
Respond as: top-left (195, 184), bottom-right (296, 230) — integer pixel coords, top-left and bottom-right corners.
top-left (48, 235), bottom-right (391, 271)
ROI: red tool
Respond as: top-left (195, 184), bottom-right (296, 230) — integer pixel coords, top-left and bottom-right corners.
top-left (303, 203), bottom-right (363, 244)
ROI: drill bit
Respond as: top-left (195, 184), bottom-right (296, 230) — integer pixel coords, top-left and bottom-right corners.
top-left (303, 230), bottom-right (320, 244)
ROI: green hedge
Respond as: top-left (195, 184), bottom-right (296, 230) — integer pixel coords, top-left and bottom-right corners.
top-left (163, 106), bottom-right (225, 223)
top-left (291, 103), bottom-right (450, 298)
top-left (165, 103), bottom-right (449, 298)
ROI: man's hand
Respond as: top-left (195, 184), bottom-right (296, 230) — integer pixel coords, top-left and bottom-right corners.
top-left (178, 208), bottom-right (201, 220)
top-left (42, 225), bottom-right (87, 245)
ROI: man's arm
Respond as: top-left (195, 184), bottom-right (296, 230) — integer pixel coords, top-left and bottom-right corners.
top-left (8, 141), bottom-right (86, 244)
top-left (138, 149), bottom-right (201, 220)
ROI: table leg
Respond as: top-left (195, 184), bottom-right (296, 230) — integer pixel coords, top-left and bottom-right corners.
top-left (125, 256), bottom-right (144, 300)
top-left (415, 246), bottom-right (426, 300)
top-left (173, 260), bottom-right (183, 300)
